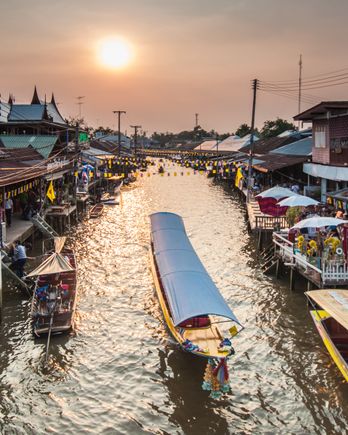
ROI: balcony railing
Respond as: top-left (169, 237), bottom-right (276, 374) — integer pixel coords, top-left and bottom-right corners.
top-left (272, 231), bottom-right (348, 286)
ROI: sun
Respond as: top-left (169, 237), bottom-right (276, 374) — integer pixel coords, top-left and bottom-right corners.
top-left (98, 38), bottom-right (133, 69)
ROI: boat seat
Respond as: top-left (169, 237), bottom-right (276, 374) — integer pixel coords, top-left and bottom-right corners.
top-left (179, 316), bottom-right (211, 328)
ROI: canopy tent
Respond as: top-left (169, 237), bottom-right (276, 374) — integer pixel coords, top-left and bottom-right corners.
top-left (291, 216), bottom-right (348, 229)
top-left (277, 195), bottom-right (319, 207)
top-left (150, 212), bottom-right (241, 326)
top-left (306, 289), bottom-right (348, 331)
top-left (27, 252), bottom-right (75, 277)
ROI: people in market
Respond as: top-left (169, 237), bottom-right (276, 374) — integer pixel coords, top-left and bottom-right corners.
top-left (5, 197), bottom-right (13, 227)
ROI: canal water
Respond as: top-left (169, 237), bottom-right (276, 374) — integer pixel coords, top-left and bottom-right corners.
top-left (0, 162), bottom-right (347, 434)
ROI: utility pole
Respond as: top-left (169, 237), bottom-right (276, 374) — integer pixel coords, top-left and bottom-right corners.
top-left (246, 79), bottom-right (258, 203)
top-left (113, 110), bottom-right (126, 155)
top-left (298, 54), bottom-right (303, 130)
top-left (130, 125), bottom-right (141, 156)
top-left (76, 96), bottom-right (85, 118)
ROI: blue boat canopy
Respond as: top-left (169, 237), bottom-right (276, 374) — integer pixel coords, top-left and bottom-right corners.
top-left (150, 212), bottom-right (241, 326)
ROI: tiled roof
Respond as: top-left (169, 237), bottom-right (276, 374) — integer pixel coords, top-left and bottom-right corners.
top-left (7, 103), bottom-right (66, 125)
top-left (0, 102), bottom-right (10, 123)
top-left (0, 135), bottom-right (58, 159)
top-left (8, 104), bottom-right (45, 121)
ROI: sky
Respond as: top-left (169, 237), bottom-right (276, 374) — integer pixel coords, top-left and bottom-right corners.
top-left (1, 0), bottom-right (348, 134)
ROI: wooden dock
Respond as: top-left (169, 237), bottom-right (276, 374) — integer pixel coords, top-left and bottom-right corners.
top-left (246, 200), bottom-right (288, 232)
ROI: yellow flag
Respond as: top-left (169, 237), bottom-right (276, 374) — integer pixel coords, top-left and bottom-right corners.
top-left (46, 181), bottom-right (56, 203)
top-left (235, 167), bottom-right (244, 189)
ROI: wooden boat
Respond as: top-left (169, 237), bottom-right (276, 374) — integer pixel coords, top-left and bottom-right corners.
top-left (89, 203), bottom-right (104, 218)
top-left (150, 212), bottom-right (243, 396)
top-left (306, 289), bottom-right (348, 381)
top-left (101, 193), bottom-right (119, 205)
top-left (29, 238), bottom-right (77, 337)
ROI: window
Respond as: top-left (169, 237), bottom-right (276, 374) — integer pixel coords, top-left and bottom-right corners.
top-left (314, 125), bottom-right (326, 148)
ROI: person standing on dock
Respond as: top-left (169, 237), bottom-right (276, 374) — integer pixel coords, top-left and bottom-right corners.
top-left (12, 240), bottom-right (27, 278)
top-left (5, 197), bottom-right (13, 227)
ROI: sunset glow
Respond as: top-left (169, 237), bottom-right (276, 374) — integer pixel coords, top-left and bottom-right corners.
top-left (98, 38), bottom-right (133, 69)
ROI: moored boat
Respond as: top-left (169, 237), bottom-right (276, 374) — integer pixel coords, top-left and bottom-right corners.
top-left (29, 238), bottom-right (77, 337)
top-left (89, 203), bottom-right (104, 218)
top-left (306, 289), bottom-right (348, 381)
top-left (149, 212), bottom-right (243, 396)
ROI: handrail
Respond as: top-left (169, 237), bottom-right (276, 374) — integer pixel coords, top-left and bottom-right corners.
top-left (273, 231), bottom-right (293, 247)
top-left (273, 237), bottom-right (322, 274)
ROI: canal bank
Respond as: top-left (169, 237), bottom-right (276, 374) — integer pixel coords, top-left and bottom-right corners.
top-left (0, 162), bottom-right (347, 434)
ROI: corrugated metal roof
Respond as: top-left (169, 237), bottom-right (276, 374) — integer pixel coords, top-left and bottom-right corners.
top-left (0, 135), bottom-right (58, 158)
top-left (270, 137), bottom-right (313, 156)
top-left (253, 154), bottom-right (308, 172)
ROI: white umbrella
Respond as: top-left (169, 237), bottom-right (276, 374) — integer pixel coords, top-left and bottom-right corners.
top-left (277, 195), bottom-right (319, 207)
top-left (291, 216), bottom-right (348, 229)
top-left (256, 186), bottom-right (298, 200)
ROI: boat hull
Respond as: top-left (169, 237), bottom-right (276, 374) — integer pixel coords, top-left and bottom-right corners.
top-left (310, 310), bottom-right (348, 382)
top-left (31, 250), bottom-right (78, 337)
top-left (149, 246), bottom-right (229, 360)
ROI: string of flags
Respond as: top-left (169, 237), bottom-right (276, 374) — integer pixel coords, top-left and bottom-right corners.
top-left (0, 179), bottom-right (40, 201)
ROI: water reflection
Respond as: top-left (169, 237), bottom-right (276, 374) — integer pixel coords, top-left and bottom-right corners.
top-left (0, 161), bottom-right (347, 434)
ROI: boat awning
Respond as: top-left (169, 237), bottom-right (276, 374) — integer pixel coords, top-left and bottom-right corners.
top-left (27, 252), bottom-right (75, 277)
top-left (306, 289), bottom-right (348, 331)
top-left (150, 212), bottom-right (241, 326)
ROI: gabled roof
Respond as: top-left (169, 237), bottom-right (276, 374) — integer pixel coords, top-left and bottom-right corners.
top-left (0, 135), bottom-right (58, 159)
top-left (294, 101), bottom-right (348, 121)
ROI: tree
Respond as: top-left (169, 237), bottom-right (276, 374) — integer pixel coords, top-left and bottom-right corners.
top-left (235, 123), bottom-right (251, 138)
top-left (260, 118), bottom-right (296, 139)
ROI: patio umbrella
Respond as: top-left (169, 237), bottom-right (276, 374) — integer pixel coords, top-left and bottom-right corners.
top-left (277, 195), bottom-right (319, 207)
top-left (256, 186), bottom-right (297, 217)
top-left (256, 186), bottom-right (298, 200)
top-left (291, 216), bottom-right (348, 229)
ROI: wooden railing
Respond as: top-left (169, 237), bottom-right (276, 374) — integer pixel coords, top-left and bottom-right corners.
top-left (255, 216), bottom-right (288, 230)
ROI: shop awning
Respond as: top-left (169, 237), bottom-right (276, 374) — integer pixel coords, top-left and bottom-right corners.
top-left (303, 163), bottom-right (348, 181)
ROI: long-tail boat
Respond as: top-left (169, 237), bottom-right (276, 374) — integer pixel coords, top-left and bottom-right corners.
top-left (306, 289), bottom-right (348, 382)
top-left (149, 212), bottom-right (243, 397)
top-left (29, 237), bottom-right (77, 338)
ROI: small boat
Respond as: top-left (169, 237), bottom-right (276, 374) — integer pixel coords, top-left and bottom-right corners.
top-left (101, 193), bottom-right (119, 205)
top-left (29, 237), bottom-right (77, 337)
top-left (306, 289), bottom-right (348, 381)
top-left (89, 203), bottom-right (104, 218)
top-left (149, 212), bottom-right (243, 397)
